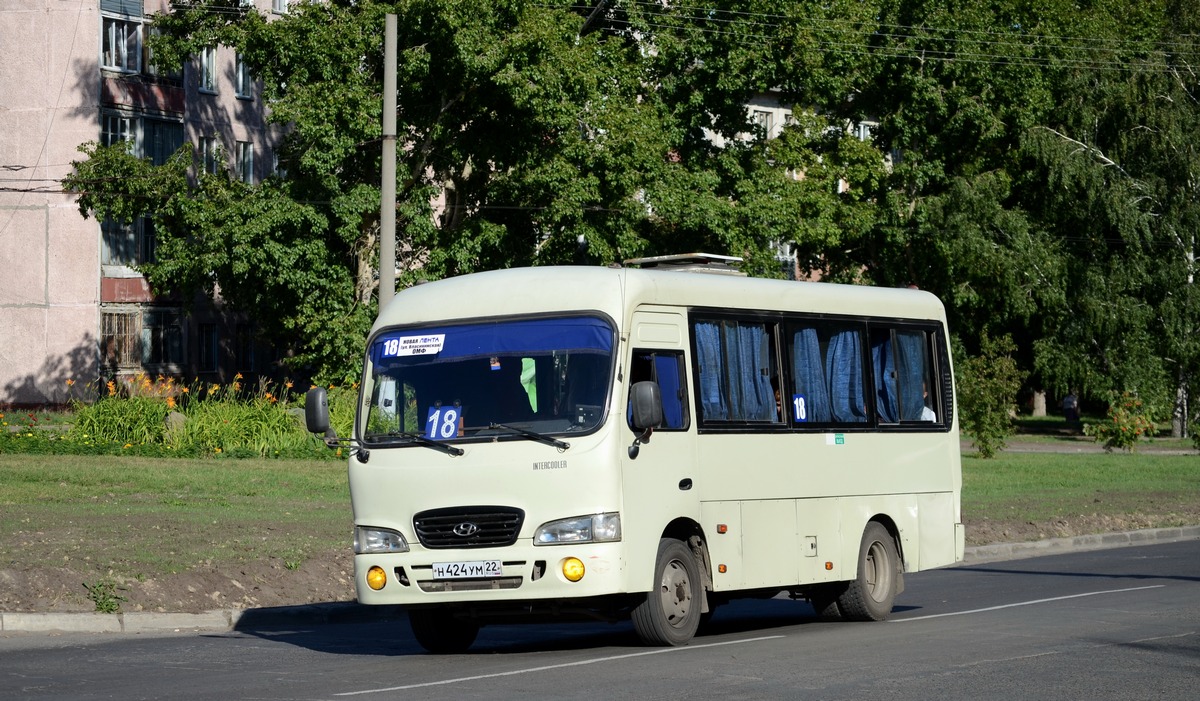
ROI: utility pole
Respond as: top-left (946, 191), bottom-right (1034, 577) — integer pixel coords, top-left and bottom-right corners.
top-left (379, 14), bottom-right (398, 317)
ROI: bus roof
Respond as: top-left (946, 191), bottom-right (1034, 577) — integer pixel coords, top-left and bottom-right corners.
top-left (375, 266), bottom-right (947, 333)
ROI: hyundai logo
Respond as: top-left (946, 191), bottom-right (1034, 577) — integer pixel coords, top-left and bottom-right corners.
top-left (452, 522), bottom-right (480, 537)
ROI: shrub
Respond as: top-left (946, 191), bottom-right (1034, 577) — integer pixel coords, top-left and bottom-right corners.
top-left (956, 333), bottom-right (1026, 459)
top-left (69, 395), bottom-right (169, 445)
top-left (1085, 390), bottom-right (1156, 452)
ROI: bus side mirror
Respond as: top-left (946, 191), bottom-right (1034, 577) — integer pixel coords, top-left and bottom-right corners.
top-left (630, 381), bottom-right (663, 430)
top-left (305, 387), bottom-right (332, 435)
top-left (628, 381), bottom-right (663, 459)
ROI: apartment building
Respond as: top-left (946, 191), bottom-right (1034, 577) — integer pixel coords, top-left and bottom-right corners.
top-left (0, 0), bottom-right (287, 405)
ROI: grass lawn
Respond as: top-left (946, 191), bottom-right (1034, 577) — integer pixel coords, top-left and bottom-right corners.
top-left (1, 448), bottom-right (1197, 581)
top-left (0, 454), bottom-right (349, 579)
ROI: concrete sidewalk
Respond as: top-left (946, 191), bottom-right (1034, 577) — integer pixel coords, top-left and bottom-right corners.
top-left (4, 525), bottom-right (1198, 636)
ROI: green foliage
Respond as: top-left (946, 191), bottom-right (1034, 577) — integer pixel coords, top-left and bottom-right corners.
top-left (70, 396), bottom-right (169, 446)
top-left (1085, 391), bottom-right (1158, 452)
top-left (1, 376), bottom-right (342, 460)
top-left (56, 0), bottom-right (1200, 419)
top-left (83, 579), bottom-right (127, 614)
top-left (956, 333), bottom-right (1027, 458)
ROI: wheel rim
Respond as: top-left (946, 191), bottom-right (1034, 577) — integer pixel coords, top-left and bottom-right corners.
top-left (659, 557), bottom-right (692, 627)
top-left (864, 540), bottom-right (892, 604)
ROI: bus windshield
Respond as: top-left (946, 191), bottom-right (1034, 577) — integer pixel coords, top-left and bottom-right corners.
top-left (362, 316), bottom-right (615, 444)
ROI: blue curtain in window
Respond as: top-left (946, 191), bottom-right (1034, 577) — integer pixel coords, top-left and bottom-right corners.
top-left (895, 331), bottom-right (928, 420)
top-left (792, 327), bottom-right (831, 423)
top-left (826, 329), bottom-right (867, 422)
top-left (873, 335), bottom-right (898, 422)
top-left (694, 322), bottom-right (728, 420)
top-left (654, 354), bottom-right (685, 428)
top-left (736, 324), bottom-right (776, 421)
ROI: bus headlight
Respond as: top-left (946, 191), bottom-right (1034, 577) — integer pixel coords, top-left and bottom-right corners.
top-left (534, 513), bottom-right (621, 545)
top-left (354, 526), bottom-right (410, 554)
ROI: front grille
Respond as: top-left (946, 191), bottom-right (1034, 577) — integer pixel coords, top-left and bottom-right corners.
top-left (413, 506), bottom-right (525, 549)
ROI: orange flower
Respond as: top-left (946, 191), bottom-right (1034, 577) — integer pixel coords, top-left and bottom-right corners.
top-left (235, 372), bottom-right (244, 380)
top-left (181, 387), bottom-right (190, 394)
top-left (166, 396), bottom-right (177, 409)
top-left (65, 378), bottom-right (76, 386)
top-left (284, 380), bottom-right (294, 390)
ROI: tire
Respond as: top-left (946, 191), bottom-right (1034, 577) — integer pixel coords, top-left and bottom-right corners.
top-left (408, 608), bottom-right (480, 654)
top-left (837, 522), bottom-right (901, 621)
top-left (808, 583), bottom-right (848, 619)
top-left (631, 538), bottom-right (704, 646)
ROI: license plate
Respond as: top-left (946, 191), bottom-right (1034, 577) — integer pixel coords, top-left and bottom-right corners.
top-left (432, 560), bottom-right (503, 579)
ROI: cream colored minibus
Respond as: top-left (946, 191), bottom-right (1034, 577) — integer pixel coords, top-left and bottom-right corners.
top-left (306, 256), bottom-right (963, 653)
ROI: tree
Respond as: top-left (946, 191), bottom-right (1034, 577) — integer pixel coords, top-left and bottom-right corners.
top-left (957, 333), bottom-right (1026, 458)
top-left (1022, 0), bottom-right (1200, 434)
top-left (65, 0), bottom-right (820, 377)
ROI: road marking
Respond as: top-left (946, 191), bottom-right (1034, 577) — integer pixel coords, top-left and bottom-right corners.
top-left (894, 585), bottom-right (1166, 622)
top-left (333, 635), bottom-right (785, 696)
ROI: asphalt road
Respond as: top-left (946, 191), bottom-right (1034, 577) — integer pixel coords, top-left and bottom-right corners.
top-left (1, 539), bottom-right (1197, 701)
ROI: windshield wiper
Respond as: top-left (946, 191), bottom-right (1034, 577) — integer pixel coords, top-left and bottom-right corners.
top-left (369, 432), bottom-right (464, 456)
top-left (488, 422), bottom-right (571, 451)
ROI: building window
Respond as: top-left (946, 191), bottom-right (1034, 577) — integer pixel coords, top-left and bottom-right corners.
top-left (102, 218), bottom-right (137, 267)
top-left (235, 52), bottom-right (253, 98)
top-left (144, 118), bottom-right (185, 166)
top-left (854, 122), bottom-right (874, 142)
top-left (200, 46), bottom-right (217, 93)
top-left (752, 110), bottom-right (774, 138)
top-left (273, 0), bottom-right (289, 14)
top-left (200, 136), bottom-right (221, 174)
top-left (236, 141), bottom-right (254, 184)
top-left (142, 310), bottom-right (184, 366)
top-left (271, 150), bottom-right (287, 179)
top-left (101, 311), bottom-right (140, 369)
top-left (102, 16), bottom-right (141, 73)
top-left (199, 323), bottom-right (219, 372)
top-left (144, 26), bottom-right (182, 81)
top-left (235, 324), bottom-right (256, 372)
top-left (101, 113), bottom-right (134, 150)
top-left (141, 218), bottom-right (156, 263)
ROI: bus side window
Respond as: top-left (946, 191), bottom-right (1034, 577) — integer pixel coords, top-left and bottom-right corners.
top-left (894, 329), bottom-right (936, 422)
top-left (693, 320), bottom-right (778, 423)
top-left (871, 326), bottom-right (938, 424)
top-left (790, 322), bottom-right (868, 425)
top-left (628, 350), bottom-right (689, 430)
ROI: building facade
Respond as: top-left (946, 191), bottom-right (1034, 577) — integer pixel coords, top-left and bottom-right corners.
top-left (0, 0), bottom-right (287, 406)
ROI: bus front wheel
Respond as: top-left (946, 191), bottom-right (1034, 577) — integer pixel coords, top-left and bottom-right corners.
top-left (408, 608), bottom-right (479, 654)
top-left (631, 538), bottom-right (703, 646)
top-left (837, 522), bottom-right (900, 622)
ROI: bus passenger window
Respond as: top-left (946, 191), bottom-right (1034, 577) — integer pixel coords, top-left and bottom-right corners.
top-left (693, 320), bottom-right (778, 423)
top-left (871, 327), bottom-right (937, 424)
top-left (894, 329), bottom-right (936, 422)
top-left (791, 323), bottom-right (868, 424)
top-left (628, 350), bottom-right (689, 430)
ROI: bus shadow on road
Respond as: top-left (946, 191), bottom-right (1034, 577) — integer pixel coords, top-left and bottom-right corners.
top-left (224, 597), bottom-right (833, 657)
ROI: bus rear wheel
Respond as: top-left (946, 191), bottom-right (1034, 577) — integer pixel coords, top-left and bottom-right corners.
top-left (837, 522), bottom-right (900, 621)
top-left (408, 608), bottom-right (479, 654)
top-left (631, 538), bottom-right (703, 646)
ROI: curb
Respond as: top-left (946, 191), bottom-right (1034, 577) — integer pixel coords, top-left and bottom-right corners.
top-left (4, 526), bottom-right (1199, 635)
top-left (961, 524), bottom-right (1200, 564)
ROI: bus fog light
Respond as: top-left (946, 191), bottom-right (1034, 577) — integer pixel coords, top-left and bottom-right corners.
top-left (562, 557), bottom-right (585, 582)
top-left (366, 565), bottom-right (387, 590)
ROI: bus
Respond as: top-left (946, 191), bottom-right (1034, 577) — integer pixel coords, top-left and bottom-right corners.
top-left (305, 255), bottom-right (963, 653)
